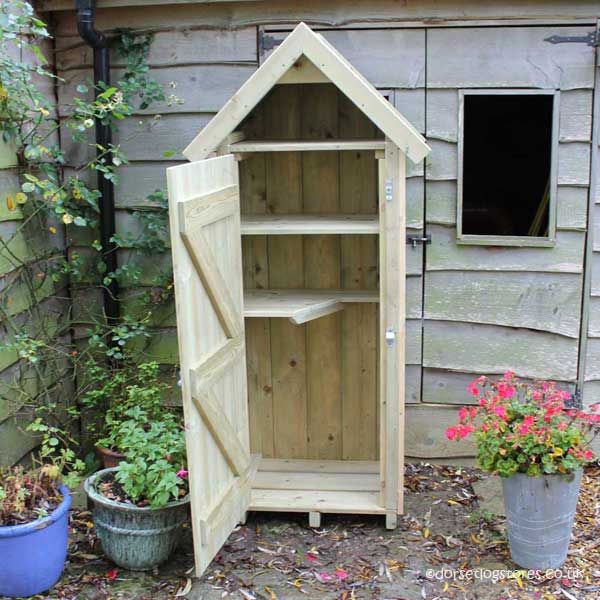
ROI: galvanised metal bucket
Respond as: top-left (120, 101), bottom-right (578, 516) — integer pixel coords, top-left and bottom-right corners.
top-left (502, 469), bottom-right (582, 569)
top-left (84, 468), bottom-right (190, 571)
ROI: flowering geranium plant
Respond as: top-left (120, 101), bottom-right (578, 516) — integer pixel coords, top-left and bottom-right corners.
top-left (446, 372), bottom-right (599, 477)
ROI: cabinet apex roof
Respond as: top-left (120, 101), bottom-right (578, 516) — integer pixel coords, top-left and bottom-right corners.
top-left (183, 22), bottom-right (430, 163)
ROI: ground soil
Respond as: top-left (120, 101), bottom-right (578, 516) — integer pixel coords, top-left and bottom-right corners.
top-left (24, 463), bottom-right (599, 600)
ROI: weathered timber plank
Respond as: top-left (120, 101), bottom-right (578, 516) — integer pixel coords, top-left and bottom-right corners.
top-left (64, 162), bottom-right (180, 209)
top-left (584, 338), bottom-right (600, 381)
top-left (262, 29), bottom-right (425, 89)
top-left (559, 90), bottom-right (593, 142)
top-left (422, 368), bottom-right (575, 406)
top-left (58, 64), bottom-right (256, 116)
top-left (423, 320), bottom-right (579, 381)
top-left (426, 89), bottom-right (458, 143)
top-left (424, 271), bottom-right (582, 338)
top-left (426, 181), bottom-right (588, 231)
top-left (0, 219), bottom-right (66, 277)
top-left (55, 27), bottom-right (257, 70)
top-left (426, 225), bottom-right (585, 273)
top-left (558, 142), bottom-right (591, 186)
top-left (50, 1), bottom-right (600, 35)
top-left (405, 404), bottom-right (474, 459)
top-left (591, 251), bottom-right (600, 296)
top-left (425, 139), bottom-right (456, 181)
top-left (427, 139), bottom-right (591, 186)
top-left (0, 169), bottom-right (23, 222)
top-left (427, 89), bottom-right (593, 144)
top-left (427, 27), bottom-right (595, 90)
top-left (394, 89), bottom-right (425, 135)
top-left (557, 186), bottom-right (589, 231)
top-left (61, 113), bottom-right (213, 165)
top-left (587, 297), bottom-right (600, 338)
top-left (582, 381), bottom-right (600, 410)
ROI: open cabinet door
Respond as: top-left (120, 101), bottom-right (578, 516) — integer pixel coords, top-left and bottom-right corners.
top-left (167, 155), bottom-right (254, 576)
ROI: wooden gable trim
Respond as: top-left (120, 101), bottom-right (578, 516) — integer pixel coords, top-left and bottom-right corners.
top-left (183, 23), bottom-right (430, 164)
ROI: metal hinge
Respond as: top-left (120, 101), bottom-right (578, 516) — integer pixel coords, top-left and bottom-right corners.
top-left (259, 31), bottom-right (284, 55)
top-left (544, 31), bottom-right (599, 47)
top-left (406, 233), bottom-right (432, 248)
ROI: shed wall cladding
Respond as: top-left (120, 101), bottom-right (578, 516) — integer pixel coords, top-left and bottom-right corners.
top-left (0, 28), bottom-right (70, 465)
top-left (50, 2), bottom-right (599, 459)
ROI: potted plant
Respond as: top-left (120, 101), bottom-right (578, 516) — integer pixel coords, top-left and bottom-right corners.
top-left (82, 361), bottom-right (171, 468)
top-left (84, 404), bottom-right (190, 570)
top-left (446, 372), bottom-right (599, 569)
top-left (0, 464), bottom-right (72, 597)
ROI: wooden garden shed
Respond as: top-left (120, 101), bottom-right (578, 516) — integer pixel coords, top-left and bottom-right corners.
top-left (167, 22), bottom-right (430, 574)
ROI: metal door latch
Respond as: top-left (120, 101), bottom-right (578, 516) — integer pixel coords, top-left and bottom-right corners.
top-left (385, 328), bottom-right (396, 347)
top-left (406, 233), bottom-right (431, 248)
top-left (385, 180), bottom-right (393, 202)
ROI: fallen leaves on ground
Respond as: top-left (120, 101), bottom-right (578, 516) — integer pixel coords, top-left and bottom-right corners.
top-left (43, 463), bottom-right (599, 599)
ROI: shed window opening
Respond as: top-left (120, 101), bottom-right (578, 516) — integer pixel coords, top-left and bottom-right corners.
top-left (460, 93), bottom-right (555, 239)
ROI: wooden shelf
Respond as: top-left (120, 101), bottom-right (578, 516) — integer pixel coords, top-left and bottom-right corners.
top-left (229, 139), bottom-right (385, 153)
top-left (244, 289), bottom-right (378, 324)
top-left (250, 459), bottom-right (384, 516)
top-left (241, 214), bottom-right (379, 235)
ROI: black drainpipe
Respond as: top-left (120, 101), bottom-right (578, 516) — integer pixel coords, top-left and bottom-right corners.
top-left (75, 0), bottom-right (119, 325)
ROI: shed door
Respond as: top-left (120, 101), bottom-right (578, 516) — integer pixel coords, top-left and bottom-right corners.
top-left (167, 155), bottom-right (253, 577)
top-left (422, 26), bottom-right (595, 412)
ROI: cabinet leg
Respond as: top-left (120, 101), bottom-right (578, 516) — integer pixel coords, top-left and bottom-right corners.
top-left (309, 512), bottom-right (321, 528)
top-left (385, 511), bottom-right (398, 530)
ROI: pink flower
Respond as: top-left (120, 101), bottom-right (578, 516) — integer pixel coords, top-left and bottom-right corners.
top-left (504, 370), bottom-right (515, 379)
top-left (106, 569), bottom-right (118, 581)
top-left (445, 426), bottom-right (458, 441)
top-left (457, 423), bottom-right (474, 439)
top-left (334, 568), bottom-right (349, 581)
top-left (177, 468), bottom-right (188, 479)
top-left (518, 416), bottom-right (534, 435)
top-left (479, 397), bottom-right (488, 408)
top-left (481, 423), bottom-right (490, 432)
top-left (497, 383), bottom-right (516, 398)
top-left (493, 405), bottom-right (507, 420)
top-left (584, 450), bottom-right (594, 461)
top-left (316, 572), bottom-right (332, 582)
top-left (306, 551), bottom-right (318, 563)
top-left (467, 382), bottom-right (480, 397)
top-left (590, 402), bottom-right (600, 413)
top-left (459, 407), bottom-right (469, 422)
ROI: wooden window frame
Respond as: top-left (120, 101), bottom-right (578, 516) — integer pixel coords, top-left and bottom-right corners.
top-left (456, 88), bottom-right (560, 247)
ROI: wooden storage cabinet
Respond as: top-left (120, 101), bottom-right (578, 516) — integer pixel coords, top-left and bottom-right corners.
top-left (167, 23), bottom-right (429, 576)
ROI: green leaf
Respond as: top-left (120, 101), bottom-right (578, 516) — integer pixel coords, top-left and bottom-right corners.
top-left (76, 83), bottom-right (89, 94)
top-left (21, 182), bottom-right (35, 193)
top-left (162, 150), bottom-right (175, 158)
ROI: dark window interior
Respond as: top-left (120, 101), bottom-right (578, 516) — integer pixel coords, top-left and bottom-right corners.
top-left (462, 94), bottom-right (554, 237)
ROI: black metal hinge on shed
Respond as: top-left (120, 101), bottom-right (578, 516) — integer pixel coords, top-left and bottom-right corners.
top-left (544, 31), bottom-right (599, 47)
top-left (406, 233), bottom-right (432, 248)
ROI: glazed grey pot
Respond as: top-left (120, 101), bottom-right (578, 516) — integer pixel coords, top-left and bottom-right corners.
top-left (502, 469), bottom-right (582, 569)
top-left (84, 468), bottom-right (190, 571)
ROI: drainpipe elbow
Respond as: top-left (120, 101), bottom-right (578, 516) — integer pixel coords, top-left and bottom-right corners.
top-left (76, 0), bottom-right (106, 49)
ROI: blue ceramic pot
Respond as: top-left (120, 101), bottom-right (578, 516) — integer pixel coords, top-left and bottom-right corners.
top-left (0, 484), bottom-right (71, 598)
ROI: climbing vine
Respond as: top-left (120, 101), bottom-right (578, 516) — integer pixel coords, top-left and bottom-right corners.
top-left (0, 0), bottom-right (178, 483)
